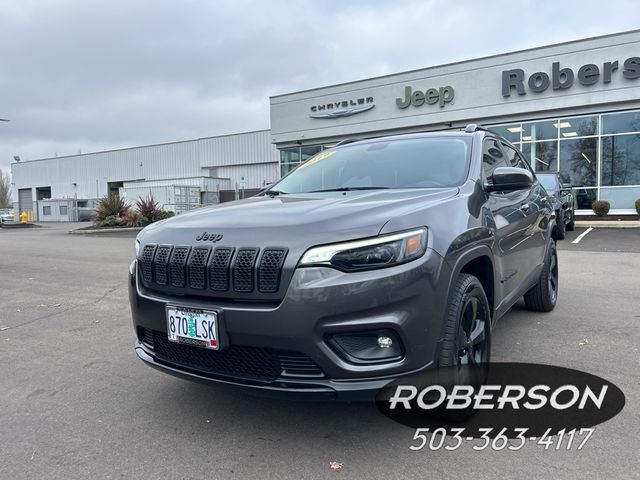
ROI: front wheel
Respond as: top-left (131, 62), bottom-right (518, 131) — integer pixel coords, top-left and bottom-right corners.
top-left (524, 241), bottom-right (558, 312)
top-left (436, 274), bottom-right (491, 420)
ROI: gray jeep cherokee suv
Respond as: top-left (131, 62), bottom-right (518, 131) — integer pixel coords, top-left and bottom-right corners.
top-left (129, 124), bottom-right (558, 400)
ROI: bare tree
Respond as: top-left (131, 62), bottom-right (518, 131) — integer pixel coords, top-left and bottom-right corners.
top-left (0, 169), bottom-right (13, 208)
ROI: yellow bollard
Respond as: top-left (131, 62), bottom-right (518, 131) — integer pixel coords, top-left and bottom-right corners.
top-left (20, 211), bottom-right (27, 224)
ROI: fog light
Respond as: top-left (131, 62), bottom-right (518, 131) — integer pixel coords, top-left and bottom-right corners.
top-left (329, 330), bottom-right (403, 364)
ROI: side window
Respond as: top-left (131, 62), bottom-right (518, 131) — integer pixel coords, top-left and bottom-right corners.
top-left (501, 142), bottom-right (530, 170)
top-left (482, 138), bottom-right (509, 180)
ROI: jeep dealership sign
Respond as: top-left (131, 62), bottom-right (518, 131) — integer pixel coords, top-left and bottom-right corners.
top-left (502, 57), bottom-right (640, 97)
top-left (270, 31), bottom-right (640, 146)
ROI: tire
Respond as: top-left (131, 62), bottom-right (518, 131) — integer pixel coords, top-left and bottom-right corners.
top-left (436, 273), bottom-right (491, 420)
top-left (524, 241), bottom-right (558, 312)
top-left (556, 210), bottom-right (566, 240)
top-left (566, 210), bottom-right (575, 231)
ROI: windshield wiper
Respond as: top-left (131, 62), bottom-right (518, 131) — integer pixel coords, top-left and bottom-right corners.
top-left (307, 187), bottom-right (391, 193)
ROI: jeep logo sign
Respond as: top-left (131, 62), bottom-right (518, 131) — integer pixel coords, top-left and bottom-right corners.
top-left (195, 232), bottom-right (223, 242)
top-left (502, 58), bottom-right (640, 97)
top-left (396, 85), bottom-right (454, 109)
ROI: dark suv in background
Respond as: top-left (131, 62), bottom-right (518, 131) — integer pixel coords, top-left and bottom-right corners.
top-left (537, 172), bottom-right (575, 240)
top-left (129, 124), bottom-right (559, 400)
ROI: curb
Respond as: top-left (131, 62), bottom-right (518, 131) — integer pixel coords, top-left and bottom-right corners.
top-left (0, 222), bottom-right (42, 229)
top-left (574, 220), bottom-right (640, 229)
top-left (69, 227), bottom-right (143, 234)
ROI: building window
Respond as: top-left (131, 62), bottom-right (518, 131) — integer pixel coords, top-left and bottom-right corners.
top-left (301, 145), bottom-right (322, 162)
top-left (602, 111), bottom-right (640, 134)
top-left (521, 141), bottom-right (557, 172)
top-left (599, 186), bottom-right (640, 209)
top-left (601, 134), bottom-right (640, 186)
top-left (492, 109), bottom-right (640, 210)
top-left (489, 124), bottom-right (521, 143)
top-left (522, 120), bottom-right (557, 141)
top-left (43, 206), bottom-right (51, 216)
top-left (279, 145), bottom-right (324, 178)
top-left (559, 116), bottom-right (598, 137)
top-left (59, 205), bottom-right (68, 215)
top-left (559, 137), bottom-right (598, 187)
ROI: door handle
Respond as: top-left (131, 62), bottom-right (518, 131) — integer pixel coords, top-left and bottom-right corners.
top-left (520, 203), bottom-right (530, 211)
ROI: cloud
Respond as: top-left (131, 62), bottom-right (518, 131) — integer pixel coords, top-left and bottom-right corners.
top-left (1, 0), bottom-right (639, 173)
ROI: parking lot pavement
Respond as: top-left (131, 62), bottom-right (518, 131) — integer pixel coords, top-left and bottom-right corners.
top-left (1, 223), bottom-right (639, 480)
top-left (560, 226), bottom-right (640, 253)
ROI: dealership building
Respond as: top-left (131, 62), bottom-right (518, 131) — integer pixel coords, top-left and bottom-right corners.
top-left (270, 29), bottom-right (640, 213)
top-left (11, 29), bottom-right (640, 219)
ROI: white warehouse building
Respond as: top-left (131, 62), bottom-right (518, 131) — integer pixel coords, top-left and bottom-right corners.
top-left (11, 130), bottom-right (279, 221)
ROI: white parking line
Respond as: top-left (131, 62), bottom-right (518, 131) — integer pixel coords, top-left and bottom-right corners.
top-left (572, 227), bottom-right (594, 244)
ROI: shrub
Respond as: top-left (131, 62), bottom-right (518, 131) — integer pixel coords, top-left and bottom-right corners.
top-left (592, 200), bottom-right (610, 217)
top-left (136, 195), bottom-right (163, 223)
top-left (635, 198), bottom-right (640, 216)
top-left (91, 195), bottom-right (130, 224)
top-left (160, 210), bottom-right (175, 220)
top-left (121, 210), bottom-right (143, 227)
top-left (100, 215), bottom-right (120, 227)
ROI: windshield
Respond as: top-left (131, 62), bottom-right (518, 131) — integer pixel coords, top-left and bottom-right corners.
top-left (537, 174), bottom-right (559, 191)
top-left (271, 137), bottom-right (471, 194)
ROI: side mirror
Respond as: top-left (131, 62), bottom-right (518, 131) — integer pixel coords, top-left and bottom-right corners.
top-left (257, 183), bottom-right (275, 195)
top-left (561, 183), bottom-right (572, 191)
top-left (486, 167), bottom-right (534, 192)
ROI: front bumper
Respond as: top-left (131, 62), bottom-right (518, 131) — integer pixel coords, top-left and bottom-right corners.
top-left (129, 248), bottom-right (451, 400)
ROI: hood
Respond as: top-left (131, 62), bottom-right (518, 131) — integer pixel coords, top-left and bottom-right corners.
top-left (140, 188), bottom-right (459, 248)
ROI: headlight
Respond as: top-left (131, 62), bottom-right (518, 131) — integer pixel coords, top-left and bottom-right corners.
top-left (299, 228), bottom-right (427, 271)
top-left (135, 239), bottom-right (140, 258)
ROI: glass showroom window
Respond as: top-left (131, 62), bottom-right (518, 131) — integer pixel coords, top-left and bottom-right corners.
top-left (280, 147), bottom-right (301, 177)
top-left (601, 134), bottom-right (640, 186)
top-left (493, 110), bottom-right (640, 210)
top-left (522, 140), bottom-right (557, 172)
top-left (559, 137), bottom-right (598, 187)
top-left (301, 146), bottom-right (322, 162)
top-left (280, 145), bottom-right (325, 177)
top-left (522, 120), bottom-right (557, 142)
top-left (600, 110), bottom-right (640, 208)
top-left (490, 124), bottom-right (521, 143)
top-left (602, 110), bottom-right (640, 134)
top-left (558, 116), bottom-right (598, 138)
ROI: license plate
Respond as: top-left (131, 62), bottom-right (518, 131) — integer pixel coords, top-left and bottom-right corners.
top-left (166, 305), bottom-right (219, 350)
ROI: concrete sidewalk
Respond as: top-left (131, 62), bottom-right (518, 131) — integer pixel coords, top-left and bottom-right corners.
top-left (575, 220), bottom-right (640, 228)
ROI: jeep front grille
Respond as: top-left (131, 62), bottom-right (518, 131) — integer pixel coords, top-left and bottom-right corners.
top-left (139, 244), bottom-right (288, 296)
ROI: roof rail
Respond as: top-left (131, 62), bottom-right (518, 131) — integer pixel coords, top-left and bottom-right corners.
top-left (334, 138), bottom-right (363, 147)
top-left (464, 124), bottom-right (493, 133)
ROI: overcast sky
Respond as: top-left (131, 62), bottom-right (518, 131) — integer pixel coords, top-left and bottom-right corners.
top-left (1, 0), bottom-right (639, 174)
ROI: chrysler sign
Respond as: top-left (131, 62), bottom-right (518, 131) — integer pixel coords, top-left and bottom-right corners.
top-left (309, 97), bottom-right (375, 118)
